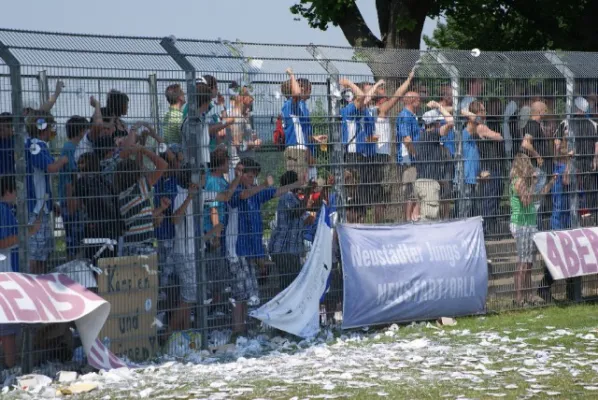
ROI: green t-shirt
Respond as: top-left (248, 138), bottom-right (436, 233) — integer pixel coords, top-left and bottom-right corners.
top-left (510, 180), bottom-right (537, 226)
top-left (163, 106), bottom-right (183, 144)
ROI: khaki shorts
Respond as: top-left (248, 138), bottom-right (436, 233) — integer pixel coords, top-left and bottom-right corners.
top-left (400, 165), bottom-right (417, 202)
top-left (284, 147), bottom-right (309, 180)
top-left (414, 179), bottom-right (440, 221)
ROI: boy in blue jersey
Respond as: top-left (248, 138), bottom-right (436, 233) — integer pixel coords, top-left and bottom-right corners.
top-left (281, 68), bottom-right (326, 183)
top-left (154, 144), bottom-right (184, 295)
top-left (0, 176), bottom-right (41, 368)
top-left (424, 99), bottom-right (456, 220)
top-left (25, 111), bottom-right (69, 274)
top-left (339, 78), bottom-right (391, 217)
top-left (228, 158), bottom-right (303, 334)
top-left (396, 91), bottom-right (422, 220)
top-left (338, 78), bottom-right (381, 161)
top-left (59, 116), bottom-right (89, 258)
top-left (281, 68), bottom-right (310, 181)
top-left (203, 148), bottom-right (242, 308)
top-left (354, 80), bottom-right (387, 215)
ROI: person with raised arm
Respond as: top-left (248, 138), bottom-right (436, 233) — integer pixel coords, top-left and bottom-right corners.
top-left (459, 101), bottom-right (503, 218)
top-left (114, 142), bottom-right (168, 257)
top-left (25, 111), bottom-right (68, 274)
top-left (227, 158), bottom-right (304, 334)
top-left (227, 83), bottom-right (261, 169)
top-left (407, 100), bottom-right (455, 222)
top-left (426, 98), bottom-right (456, 219)
top-left (395, 90), bottom-right (422, 221)
top-left (281, 68), bottom-right (319, 182)
top-left (371, 70), bottom-right (415, 222)
top-left (26, 80), bottom-right (65, 116)
top-left (510, 153), bottom-right (557, 306)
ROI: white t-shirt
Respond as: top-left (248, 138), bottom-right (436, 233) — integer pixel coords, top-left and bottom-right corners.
top-left (182, 117), bottom-right (211, 167)
top-left (173, 186), bottom-right (195, 256)
top-left (345, 118), bottom-right (358, 154)
top-left (172, 186), bottom-right (219, 255)
top-left (375, 115), bottom-right (392, 155)
top-left (74, 131), bottom-right (94, 163)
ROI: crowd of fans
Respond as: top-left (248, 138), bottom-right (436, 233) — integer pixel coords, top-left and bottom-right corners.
top-left (1, 69), bottom-right (598, 367)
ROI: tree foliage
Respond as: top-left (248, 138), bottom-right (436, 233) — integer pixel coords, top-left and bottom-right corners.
top-left (290, 0), bottom-right (446, 49)
top-left (291, 1), bottom-right (597, 52)
top-left (425, 0), bottom-right (596, 51)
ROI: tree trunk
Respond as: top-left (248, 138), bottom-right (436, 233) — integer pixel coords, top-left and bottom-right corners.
top-left (394, 0), bottom-right (433, 49)
top-left (337, 1), bottom-right (383, 48)
top-left (336, 0), bottom-right (431, 81)
top-left (337, 0), bottom-right (431, 50)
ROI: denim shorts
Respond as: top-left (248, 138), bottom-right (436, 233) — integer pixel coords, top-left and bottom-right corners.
top-left (510, 223), bottom-right (537, 263)
top-left (173, 252), bottom-right (197, 303)
top-left (157, 239), bottom-right (176, 288)
top-left (28, 213), bottom-right (54, 262)
top-left (229, 257), bottom-right (259, 302)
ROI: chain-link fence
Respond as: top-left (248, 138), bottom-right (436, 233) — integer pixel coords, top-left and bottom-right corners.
top-left (1, 28), bottom-right (597, 371)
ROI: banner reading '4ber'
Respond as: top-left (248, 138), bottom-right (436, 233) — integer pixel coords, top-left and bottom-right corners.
top-left (338, 217), bottom-right (488, 329)
top-left (533, 227), bottom-right (598, 280)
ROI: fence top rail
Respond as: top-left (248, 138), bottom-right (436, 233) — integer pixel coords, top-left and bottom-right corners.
top-left (1, 28), bottom-right (598, 81)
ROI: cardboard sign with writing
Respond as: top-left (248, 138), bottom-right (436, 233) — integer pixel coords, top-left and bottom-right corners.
top-left (97, 254), bottom-right (159, 362)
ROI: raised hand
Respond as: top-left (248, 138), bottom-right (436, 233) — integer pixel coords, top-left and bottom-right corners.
top-left (90, 96), bottom-right (100, 109)
top-left (54, 81), bottom-right (65, 96)
top-left (160, 197), bottom-right (172, 210)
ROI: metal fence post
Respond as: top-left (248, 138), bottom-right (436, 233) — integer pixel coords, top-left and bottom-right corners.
top-left (148, 74), bottom-right (161, 138)
top-left (433, 51), bottom-right (464, 205)
top-left (544, 52), bottom-right (578, 226)
top-left (306, 44), bottom-right (345, 222)
top-left (0, 40), bottom-right (32, 373)
top-left (545, 51), bottom-right (581, 301)
top-left (160, 37), bottom-right (208, 347)
top-left (38, 70), bottom-right (49, 111)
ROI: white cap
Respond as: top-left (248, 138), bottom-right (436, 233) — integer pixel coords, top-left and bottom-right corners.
top-left (575, 96), bottom-right (590, 113)
top-left (423, 109), bottom-right (443, 125)
top-left (341, 89), bottom-right (354, 103)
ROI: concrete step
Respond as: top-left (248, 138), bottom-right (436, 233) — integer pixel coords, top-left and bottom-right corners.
top-left (485, 238), bottom-right (516, 257)
top-left (488, 260), bottom-right (545, 276)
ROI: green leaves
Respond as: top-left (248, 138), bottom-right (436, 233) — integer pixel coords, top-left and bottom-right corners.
top-left (290, 0), bottom-right (354, 30)
top-left (425, 0), bottom-right (597, 51)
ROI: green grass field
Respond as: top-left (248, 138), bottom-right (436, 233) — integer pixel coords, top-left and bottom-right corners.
top-left (55, 303), bottom-right (598, 400)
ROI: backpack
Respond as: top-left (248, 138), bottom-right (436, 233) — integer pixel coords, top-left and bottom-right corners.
top-left (273, 115), bottom-right (285, 151)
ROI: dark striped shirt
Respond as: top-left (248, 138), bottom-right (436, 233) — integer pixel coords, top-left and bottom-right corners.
top-left (118, 177), bottom-right (155, 245)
